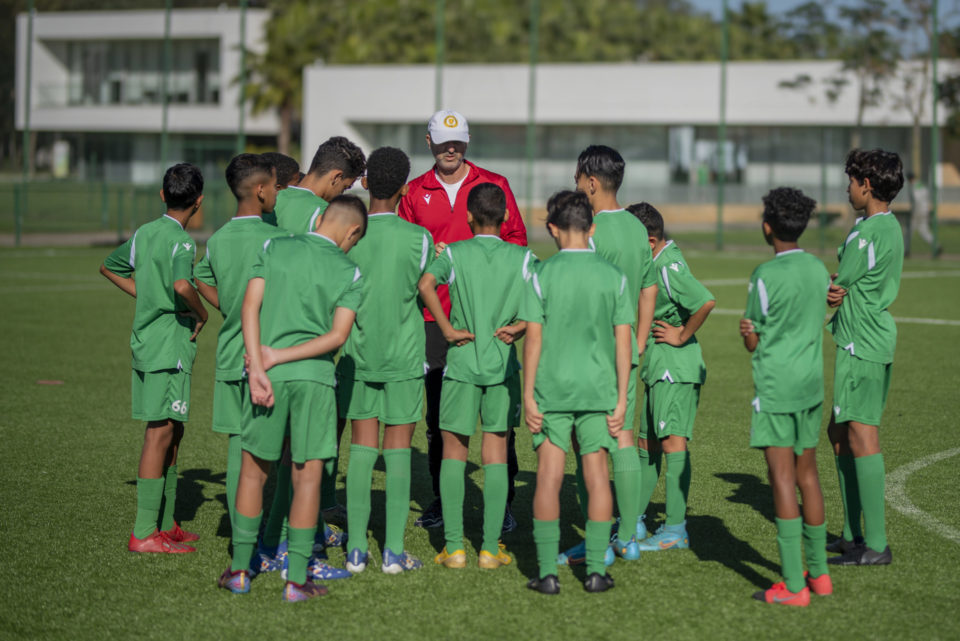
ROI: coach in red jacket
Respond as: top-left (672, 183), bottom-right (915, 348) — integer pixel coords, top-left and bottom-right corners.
top-left (399, 109), bottom-right (527, 533)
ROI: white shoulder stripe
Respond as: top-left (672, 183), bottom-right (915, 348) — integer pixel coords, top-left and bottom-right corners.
top-left (353, 266), bottom-right (362, 282)
top-left (619, 274), bottom-right (627, 296)
top-left (129, 230), bottom-right (138, 268)
top-left (308, 206), bottom-right (322, 233)
top-left (420, 234), bottom-right (430, 271)
top-left (757, 277), bottom-right (769, 317)
top-left (263, 238), bottom-right (272, 251)
top-left (661, 265), bottom-right (672, 300)
top-left (532, 272), bottom-right (543, 299)
top-left (171, 243), bottom-right (179, 259)
top-left (867, 242), bottom-right (876, 270)
top-left (845, 230), bottom-right (861, 246)
top-left (446, 246), bottom-right (455, 285)
top-left (522, 250), bottom-right (532, 281)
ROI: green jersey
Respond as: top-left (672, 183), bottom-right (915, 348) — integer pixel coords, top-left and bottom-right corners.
top-left (428, 235), bottom-right (536, 386)
top-left (745, 250), bottom-right (830, 413)
top-left (640, 241), bottom-right (714, 385)
top-left (194, 216), bottom-right (289, 381)
top-left (519, 249), bottom-right (635, 412)
top-left (104, 215), bottom-right (198, 373)
top-left (251, 232), bottom-right (363, 385)
top-left (274, 186), bottom-right (327, 234)
top-left (828, 212), bottom-right (903, 363)
top-left (337, 213), bottom-right (434, 382)
top-left (589, 208), bottom-right (658, 365)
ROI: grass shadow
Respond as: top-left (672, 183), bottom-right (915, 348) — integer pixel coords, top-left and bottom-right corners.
top-left (688, 514), bottom-right (780, 589)
top-left (715, 472), bottom-right (776, 524)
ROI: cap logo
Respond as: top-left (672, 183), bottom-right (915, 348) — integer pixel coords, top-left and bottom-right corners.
top-left (444, 115), bottom-right (459, 128)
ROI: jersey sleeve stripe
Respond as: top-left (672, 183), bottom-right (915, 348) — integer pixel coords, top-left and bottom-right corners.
top-left (661, 265), bottom-right (673, 300)
top-left (129, 230), bottom-right (138, 268)
top-left (845, 230), bottom-right (860, 246)
top-left (532, 272), bottom-right (543, 299)
top-left (420, 234), bottom-right (430, 271)
top-left (308, 206), bottom-right (322, 233)
top-left (757, 277), bottom-right (769, 317)
top-left (353, 267), bottom-right (362, 282)
top-left (522, 250), bottom-right (532, 281)
top-left (868, 242), bottom-right (876, 270)
top-left (620, 274), bottom-right (627, 296)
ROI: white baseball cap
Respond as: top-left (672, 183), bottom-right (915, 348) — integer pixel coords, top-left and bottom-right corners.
top-left (427, 110), bottom-right (470, 144)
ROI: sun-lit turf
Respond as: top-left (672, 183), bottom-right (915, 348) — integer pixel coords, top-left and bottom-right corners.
top-left (1, 238), bottom-right (958, 640)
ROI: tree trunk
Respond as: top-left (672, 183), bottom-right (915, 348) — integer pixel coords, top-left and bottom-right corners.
top-left (277, 103), bottom-right (292, 156)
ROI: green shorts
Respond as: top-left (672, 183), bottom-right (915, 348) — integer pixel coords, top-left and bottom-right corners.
top-left (625, 366), bottom-right (638, 433)
top-left (533, 411), bottom-right (616, 455)
top-left (212, 379), bottom-right (246, 435)
top-left (750, 403), bottom-right (823, 455)
top-left (832, 348), bottom-right (892, 426)
top-left (640, 381), bottom-right (700, 441)
top-left (132, 368), bottom-right (191, 422)
top-left (439, 372), bottom-right (521, 435)
top-left (242, 380), bottom-right (337, 464)
top-left (336, 376), bottom-right (423, 424)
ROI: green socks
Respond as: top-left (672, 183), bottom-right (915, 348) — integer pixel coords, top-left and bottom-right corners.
top-left (664, 451), bottom-right (691, 526)
top-left (321, 455), bottom-right (339, 511)
top-left (803, 521), bottom-right (829, 579)
top-left (482, 463), bottom-right (508, 554)
top-left (158, 464), bottom-right (178, 532)
top-left (346, 444), bottom-right (378, 555)
top-left (262, 463), bottom-right (292, 549)
top-left (585, 520), bottom-right (610, 576)
top-left (835, 454), bottom-right (863, 541)
top-left (855, 453), bottom-right (888, 552)
top-left (637, 447), bottom-right (662, 519)
top-left (226, 436), bottom-right (242, 531)
top-left (611, 447), bottom-right (642, 541)
top-left (533, 518), bottom-right (560, 579)
top-left (440, 458), bottom-right (466, 551)
top-left (134, 476), bottom-right (164, 539)
top-left (287, 526), bottom-right (315, 585)
top-left (776, 516), bottom-right (804, 593)
top-left (383, 448), bottom-right (412, 554)
top-left (574, 451), bottom-right (588, 522)
top-left (232, 511), bottom-right (262, 572)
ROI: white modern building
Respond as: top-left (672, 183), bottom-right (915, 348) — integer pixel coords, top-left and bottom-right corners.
top-left (15, 8), bottom-right (278, 183)
top-left (303, 61), bottom-right (960, 218)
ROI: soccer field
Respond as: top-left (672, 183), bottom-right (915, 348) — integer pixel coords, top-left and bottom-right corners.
top-left (1, 241), bottom-right (958, 641)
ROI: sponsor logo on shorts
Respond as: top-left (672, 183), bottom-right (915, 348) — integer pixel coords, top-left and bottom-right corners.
top-left (658, 420), bottom-right (666, 433)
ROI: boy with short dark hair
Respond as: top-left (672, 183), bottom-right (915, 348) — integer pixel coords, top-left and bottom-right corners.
top-left (562, 145), bottom-right (657, 564)
top-left (522, 190), bottom-right (633, 594)
top-left (741, 187), bottom-right (833, 607)
top-left (825, 149), bottom-right (904, 566)
top-left (219, 196), bottom-right (367, 601)
top-left (261, 151), bottom-right (301, 227)
top-left (274, 136), bottom-right (366, 234)
top-left (194, 153), bottom-right (285, 554)
top-left (418, 182), bottom-right (533, 570)
top-left (100, 163), bottom-right (208, 553)
top-left (336, 147), bottom-right (431, 575)
top-left (627, 202), bottom-right (715, 551)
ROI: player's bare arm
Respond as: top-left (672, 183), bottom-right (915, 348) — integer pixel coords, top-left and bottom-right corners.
top-left (607, 323), bottom-right (632, 436)
top-left (740, 317), bottom-right (759, 352)
top-left (636, 283), bottom-right (658, 356)
top-left (258, 306), bottom-right (356, 367)
top-left (523, 321), bottom-right (543, 433)
top-left (100, 263), bottom-right (137, 298)
top-left (494, 320), bottom-right (526, 344)
top-left (195, 278), bottom-right (219, 310)
top-left (173, 278), bottom-right (209, 341)
top-left (653, 299), bottom-right (716, 346)
top-left (417, 272), bottom-right (475, 346)
top-left (241, 277), bottom-right (273, 407)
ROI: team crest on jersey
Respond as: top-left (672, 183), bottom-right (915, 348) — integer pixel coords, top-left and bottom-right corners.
top-left (658, 420), bottom-right (666, 433)
top-left (858, 238), bottom-right (867, 250)
top-left (424, 193), bottom-right (432, 204)
top-left (444, 115), bottom-right (458, 128)
top-left (184, 242), bottom-right (192, 251)
top-left (670, 262), bottom-right (681, 272)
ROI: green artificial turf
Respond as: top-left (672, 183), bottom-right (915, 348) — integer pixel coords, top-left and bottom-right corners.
top-left (1, 241), bottom-right (958, 640)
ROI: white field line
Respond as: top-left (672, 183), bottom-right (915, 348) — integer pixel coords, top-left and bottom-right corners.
top-left (0, 284), bottom-right (108, 294)
top-left (5, 271), bottom-right (102, 282)
top-left (711, 307), bottom-right (960, 327)
top-left (886, 448), bottom-right (960, 545)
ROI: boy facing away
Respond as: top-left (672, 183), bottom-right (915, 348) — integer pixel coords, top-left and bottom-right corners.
top-left (274, 136), bottom-right (366, 234)
top-left (628, 202), bottom-right (715, 551)
top-left (522, 190), bottom-right (634, 594)
top-left (825, 149), bottom-right (904, 567)
top-left (418, 182), bottom-right (533, 570)
top-left (335, 147), bottom-right (431, 575)
top-left (100, 163), bottom-right (208, 553)
top-left (560, 145), bottom-right (658, 564)
top-left (194, 154), bottom-right (284, 546)
top-left (219, 196), bottom-right (367, 602)
top-left (740, 187), bottom-right (832, 607)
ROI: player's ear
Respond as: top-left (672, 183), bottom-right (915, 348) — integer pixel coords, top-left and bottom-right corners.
top-left (400, 183), bottom-right (409, 197)
top-left (425, 134), bottom-right (432, 150)
top-left (547, 223), bottom-right (559, 239)
top-left (361, 176), bottom-right (368, 191)
top-left (159, 189), bottom-right (166, 204)
top-left (648, 235), bottom-right (656, 251)
top-left (466, 211), bottom-right (474, 224)
top-left (588, 223), bottom-right (596, 237)
top-left (503, 209), bottom-right (509, 222)
top-left (193, 194), bottom-right (204, 212)
top-left (862, 177), bottom-right (873, 195)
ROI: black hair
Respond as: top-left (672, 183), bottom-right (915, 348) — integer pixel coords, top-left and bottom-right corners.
top-left (308, 136), bottom-right (366, 180)
top-left (261, 151), bottom-right (300, 187)
top-left (466, 183), bottom-right (506, 227)
top-left (162, 163), bottom-right (204, 211)
top-left (365, 147), bottom-right (411, 200)
top-left (546, 190), bottom-right (593, 232)
top-left (325, 193), bottom-right (369, 238)
top-left (845, 148), bottom-right (904, 203)
top-left (762, 187), bottom-right (816, 242)
top-left (626, 202), bottom-right (664, 240)
top-left (225, 153), bottom-right (274, 201)
top-left (575, 145), bottom-right (625, 192)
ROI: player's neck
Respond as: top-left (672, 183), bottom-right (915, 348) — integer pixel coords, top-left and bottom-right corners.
top-left (652, 239), bottom-right (667, 257)
top-left (555, 230), bottom-right (591, 250)
top-left (435, 161), bottom-right (469, 184)
top-left (591, 192), bottom-right (620, 213)
top-left (863, 199), bottom-right (891, 217)
top-left (297, 173), bottom-right (326, 199)
top-left (235, 199), bottom-right (265, 218)
top-left (165, 209), bottom-right (192, 227)
top-left (772, 238), bottom-right (799, 254)
top-left (471, 224), bottom-right (501, 236)
top-left (368, 196), bottom-right (399, 215)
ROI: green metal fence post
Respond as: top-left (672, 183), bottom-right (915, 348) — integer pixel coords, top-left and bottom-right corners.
top-left (820, 127), bottom-right (828, 252)
top-left (717, 0), bottom-right (728, 251)
top-left (435, 0), bottom-right (445, 111)
top-left (931, 0), bottom-right (940, 258)
top-left (525, 0), bottom-right (540, 212)
top-left (160, 0), bottom-right (172, 173)
top-left (116, 186), bottom-right (124, 242)
top-left (236, 0), bottom-right (248, 154)
top-left (18, 0), bottom-right (35, 246)
top-left (13, 183), bottom-right (22, 244)
top-left (101, 181), bottom-right (109, 229)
